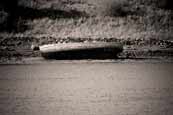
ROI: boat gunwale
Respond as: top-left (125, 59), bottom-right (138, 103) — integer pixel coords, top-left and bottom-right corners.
top-left (39, 42), bottom-right (123, 53)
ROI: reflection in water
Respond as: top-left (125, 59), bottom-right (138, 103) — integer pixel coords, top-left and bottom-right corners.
top-left (0, 62), bottom-right (173, 115)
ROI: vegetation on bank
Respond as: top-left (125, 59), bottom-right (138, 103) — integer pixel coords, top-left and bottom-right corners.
top-left (0, 0), bottom-right (172, 38)
top-left (0, 0), bottom-right (173, 61)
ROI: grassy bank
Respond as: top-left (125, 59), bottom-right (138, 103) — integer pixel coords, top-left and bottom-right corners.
top-left (0, 0), bottom-right (173, 63)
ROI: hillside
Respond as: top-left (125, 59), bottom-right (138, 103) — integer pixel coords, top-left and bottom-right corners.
top-left (0, 0), bottom-right (173, 63)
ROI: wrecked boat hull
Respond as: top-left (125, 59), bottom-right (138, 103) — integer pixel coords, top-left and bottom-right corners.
top-left (39, 42), bottom-right (123, 59)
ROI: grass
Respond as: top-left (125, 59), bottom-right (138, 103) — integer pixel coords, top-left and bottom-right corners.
top-left (0, 0), bottom-right (172, 39)
top-left (0, 0), bottom-right (173, 62)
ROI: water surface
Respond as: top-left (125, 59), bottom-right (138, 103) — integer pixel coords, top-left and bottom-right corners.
top-left (0, 61), bottom-right (173, 115)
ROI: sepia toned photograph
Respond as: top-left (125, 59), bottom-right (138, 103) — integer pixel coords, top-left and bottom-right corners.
top-left (0, 0), bottom-right (173, 115)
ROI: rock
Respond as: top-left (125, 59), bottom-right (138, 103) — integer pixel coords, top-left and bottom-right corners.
top-left (31, 44), bottom-right (40, 51)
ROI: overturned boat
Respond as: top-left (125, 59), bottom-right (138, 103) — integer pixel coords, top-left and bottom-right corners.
top-left (38, 42), bottom-right (123, 59)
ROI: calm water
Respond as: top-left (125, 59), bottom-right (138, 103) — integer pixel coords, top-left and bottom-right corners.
top-left (0, 61), bottom-right (173, 115)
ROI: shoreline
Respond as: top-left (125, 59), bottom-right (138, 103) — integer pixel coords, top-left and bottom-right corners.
top-left (0, 37), bottom-right (173, 64)
top-left (0, 57), bottom-right (173, 65)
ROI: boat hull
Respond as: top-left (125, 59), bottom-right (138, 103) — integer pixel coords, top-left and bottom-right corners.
top-left (40, 42), bottom-right (123, 59)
